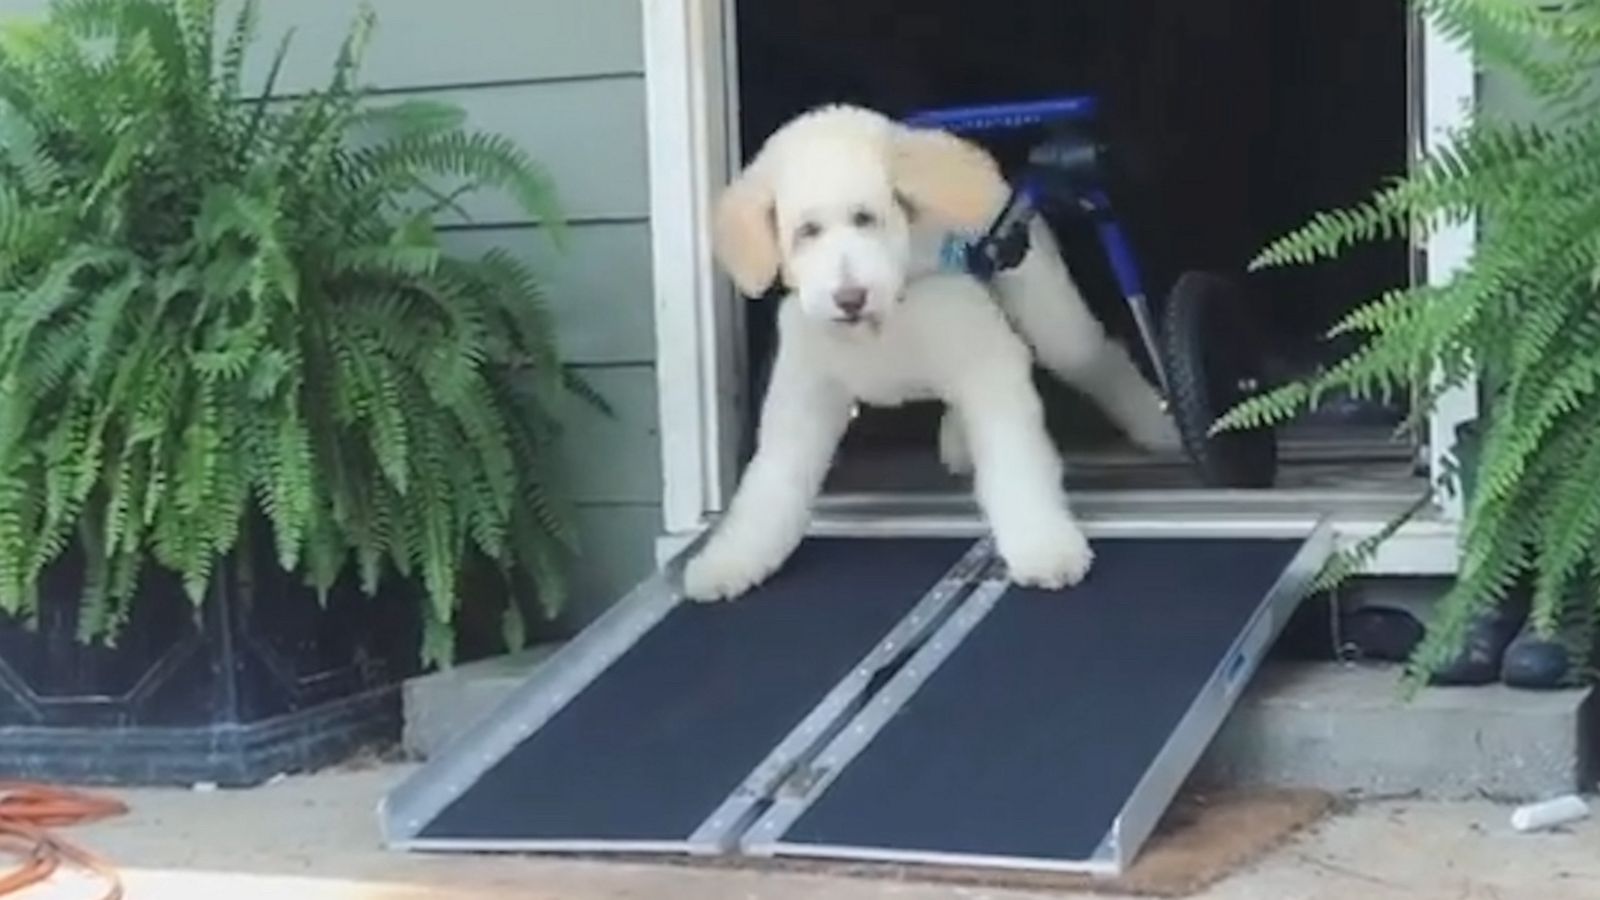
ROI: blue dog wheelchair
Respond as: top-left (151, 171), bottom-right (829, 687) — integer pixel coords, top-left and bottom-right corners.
top-left (905, 96), bottom-right (1279, 489)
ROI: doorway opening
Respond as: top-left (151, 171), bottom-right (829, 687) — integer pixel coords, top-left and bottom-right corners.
top-left (733, 0), bottom-right (1419, 498)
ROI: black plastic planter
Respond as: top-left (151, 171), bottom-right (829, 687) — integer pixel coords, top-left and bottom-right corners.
top-left (0, 525), bottom-right (423, 787)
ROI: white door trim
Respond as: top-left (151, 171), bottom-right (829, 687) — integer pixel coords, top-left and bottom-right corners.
top-left (643, 0), bottom-right (741, 536)
top-left (1419, 17), bottom-right (1479, 521)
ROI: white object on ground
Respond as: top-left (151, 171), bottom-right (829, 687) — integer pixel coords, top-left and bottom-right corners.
top-left (1510, 795), bottom-right (1589, 832)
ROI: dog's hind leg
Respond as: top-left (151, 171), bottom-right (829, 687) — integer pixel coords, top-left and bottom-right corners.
top-left (683, 346), bottom-right (853, 602)
top-left (993, 220), bottom-right (1181, 454)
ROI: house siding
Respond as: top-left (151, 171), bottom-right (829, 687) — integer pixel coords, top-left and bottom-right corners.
top-left (0, 0), bottom-right (660, 626)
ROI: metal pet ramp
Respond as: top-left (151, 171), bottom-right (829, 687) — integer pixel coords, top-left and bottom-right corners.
top-left (382, 524), bottom-right (1332, 875)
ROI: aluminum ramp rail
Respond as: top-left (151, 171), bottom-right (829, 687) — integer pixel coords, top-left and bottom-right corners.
top-left (382, 524), bottom-right (1332, 875)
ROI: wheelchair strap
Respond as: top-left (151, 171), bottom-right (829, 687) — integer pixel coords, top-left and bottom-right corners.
top-left (944, 186), bottom-right (1035, 281)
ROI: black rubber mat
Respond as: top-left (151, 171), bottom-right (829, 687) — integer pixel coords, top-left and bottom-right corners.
top-left (781, 537), bottom-right (1301, 861)
top-left (420, 537), bottom-right (972, 842)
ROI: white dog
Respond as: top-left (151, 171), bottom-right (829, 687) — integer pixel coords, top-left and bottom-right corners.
top-left (683, 104), bottom-right (1179, 601)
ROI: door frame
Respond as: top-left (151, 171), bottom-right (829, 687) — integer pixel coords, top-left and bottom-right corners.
top-left (643, 0), bottom-right (1478, 570)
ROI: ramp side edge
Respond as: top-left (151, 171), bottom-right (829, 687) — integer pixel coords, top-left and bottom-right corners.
top-left (1097, 520), bottom-right (1336, 872)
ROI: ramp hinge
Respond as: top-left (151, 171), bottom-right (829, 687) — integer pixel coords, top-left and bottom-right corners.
top-left (777, 764), bottom-right (830, 800)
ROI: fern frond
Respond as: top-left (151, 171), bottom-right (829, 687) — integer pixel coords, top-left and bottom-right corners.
top-left (351, 99), bottom-right (467, 139)
top-left (352, 130), bottom-right (567, 242)
top-left (217, 0), bottom-right (257, 101)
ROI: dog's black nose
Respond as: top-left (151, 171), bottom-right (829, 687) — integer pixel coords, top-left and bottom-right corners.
top-left (834, 287), bottom-right (867, 316)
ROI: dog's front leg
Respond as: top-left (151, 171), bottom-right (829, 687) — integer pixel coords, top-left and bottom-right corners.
top-left (952, 361), bottom-right (1094, 590)
top-left (683, 354), bottom-right (853, 602)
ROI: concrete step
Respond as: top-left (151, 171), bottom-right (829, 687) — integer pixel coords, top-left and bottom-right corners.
top-left (402, 645), bottom-right (560, 762)
top-left (403, 650), bottom-right (1596, 802)
top-left (1197, 661), bottom-right (1596, 801)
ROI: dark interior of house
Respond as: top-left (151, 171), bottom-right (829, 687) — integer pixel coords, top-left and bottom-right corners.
top-left (733, 0), bottom-right (1413, 488)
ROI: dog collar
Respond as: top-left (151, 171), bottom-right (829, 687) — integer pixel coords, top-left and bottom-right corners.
top-left (937, 190), bottom-right (1034, 282)
top-left (936, 231), bottom-right (985, 275)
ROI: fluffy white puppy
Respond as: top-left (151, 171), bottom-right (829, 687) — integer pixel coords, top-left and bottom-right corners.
top-left (683, 104), bottom-right (1178, 601)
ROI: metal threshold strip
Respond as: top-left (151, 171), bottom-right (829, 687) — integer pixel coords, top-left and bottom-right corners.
top-left (382, 522), bottom-right (1333, 876)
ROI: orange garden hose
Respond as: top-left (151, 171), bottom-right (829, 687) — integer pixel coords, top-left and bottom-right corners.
top-left (0, 783), bottom-right (126, 900)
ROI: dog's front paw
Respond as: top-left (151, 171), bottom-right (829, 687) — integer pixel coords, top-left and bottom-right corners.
top-left (682, 548), bottom-right (772, 602)
top-left (1000, 520), bottom-right (1094, 590)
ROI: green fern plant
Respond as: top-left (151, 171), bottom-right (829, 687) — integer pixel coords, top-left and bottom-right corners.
top-left (0, 0), bottom-right (599, 667)
top-left (1214, 0), bottom-right (1600, 685)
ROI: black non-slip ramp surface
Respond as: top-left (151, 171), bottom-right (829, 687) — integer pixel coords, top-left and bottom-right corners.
top-left (771, 537), bottom-right (1305, 866)
top-left (418, 537), bottom-right (971, 844)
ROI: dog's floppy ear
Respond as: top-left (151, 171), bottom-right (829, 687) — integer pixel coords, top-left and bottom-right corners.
top-left (712, 160), bottom-right (782, 298)
top-left (891, 126), bottom-right (1009, 231)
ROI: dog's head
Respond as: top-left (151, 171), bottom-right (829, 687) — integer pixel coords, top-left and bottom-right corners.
top-left (713, 105), bottom-right (1008, 330)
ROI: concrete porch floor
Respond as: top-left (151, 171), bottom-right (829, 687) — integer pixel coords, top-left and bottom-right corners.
top-left (25, 765), bottom-right (1600, 900)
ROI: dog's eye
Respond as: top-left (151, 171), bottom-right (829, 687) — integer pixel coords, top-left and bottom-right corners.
top-left (795, 220), bottom-right (823, 242)
top-left (851, 209), bottom-right (879, 228)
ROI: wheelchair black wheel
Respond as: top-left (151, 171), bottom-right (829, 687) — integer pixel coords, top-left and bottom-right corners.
top-left (1160, 271), bottom-right (1279, 488)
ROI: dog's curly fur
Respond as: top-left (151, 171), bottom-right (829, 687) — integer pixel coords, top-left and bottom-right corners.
top-left (684, 104), bottom-right (1180, 601)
